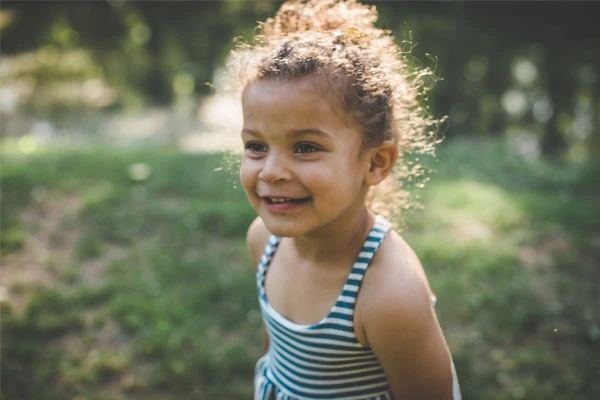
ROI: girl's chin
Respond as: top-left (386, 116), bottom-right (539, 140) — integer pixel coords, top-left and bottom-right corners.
top-left (260, 217), bottom-right (307, 237)
top-left (263, 224), bottom-right (300, 238)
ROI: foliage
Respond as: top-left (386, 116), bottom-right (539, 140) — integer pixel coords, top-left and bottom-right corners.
top-left (1, 145), bottom-right (259, 399)
top-left (0, 0), bottom-right (278, 110)
top-left (403, 138), bottom-right (600, 399)
top-left (1, 138), bottom-right (599, 399)
top-left (371, 1), bottom-right (600, 160)
top-left (1, 1), bottom-right (598, 159)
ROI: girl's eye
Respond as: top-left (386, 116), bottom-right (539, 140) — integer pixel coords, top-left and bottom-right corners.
top-left (245, 142), bottom-right (267, 153)
top-left (295, 143), bottom-right (320, 154)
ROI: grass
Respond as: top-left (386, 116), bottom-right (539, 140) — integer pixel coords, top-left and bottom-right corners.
top-left (403, 139), bottom-right (600, 399)
top-left (1, 137), bottom-right (599, 399)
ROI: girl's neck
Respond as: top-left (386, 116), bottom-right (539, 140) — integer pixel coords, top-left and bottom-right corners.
top-left (287, 207), bottom-right (375, 266)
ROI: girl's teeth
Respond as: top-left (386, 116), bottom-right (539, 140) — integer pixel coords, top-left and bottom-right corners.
top-left (270, 198), bottom-right (290, 203)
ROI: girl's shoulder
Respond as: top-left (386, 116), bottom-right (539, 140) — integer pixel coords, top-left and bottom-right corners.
top-left (356, 230), bottom-right (436, 343)
top-left (355, 231), bottom-right (455, 398)
top-left (246, 216), bottom-right (272, 270)
top-left (367, 229), bottom-right (435, 302)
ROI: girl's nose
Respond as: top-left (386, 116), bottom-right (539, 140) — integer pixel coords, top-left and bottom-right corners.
top-left (258, 153), bottom-right (292, 183)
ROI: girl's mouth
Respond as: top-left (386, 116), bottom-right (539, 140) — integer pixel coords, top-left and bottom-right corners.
top-left (265, 197), bottom-right (310, 204)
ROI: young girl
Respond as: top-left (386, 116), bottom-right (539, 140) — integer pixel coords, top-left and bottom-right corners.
top-left (231, 0), bottom-right (461, 398)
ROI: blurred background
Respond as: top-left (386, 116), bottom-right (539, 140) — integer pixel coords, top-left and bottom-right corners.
top-left (1, 1), bottom-right (599, 399)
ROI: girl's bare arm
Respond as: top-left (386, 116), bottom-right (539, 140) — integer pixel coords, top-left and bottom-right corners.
top-left (359, 234), bottom-right (455, 400)
top-left (246, 217), bottom-right (271, 352)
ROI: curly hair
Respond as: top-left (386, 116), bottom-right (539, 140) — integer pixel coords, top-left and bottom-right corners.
top-left (227, 0), bottom-right (442, 223)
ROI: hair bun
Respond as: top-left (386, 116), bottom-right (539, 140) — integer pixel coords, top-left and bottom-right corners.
top-left (262, 0), bottom-right (378, 41)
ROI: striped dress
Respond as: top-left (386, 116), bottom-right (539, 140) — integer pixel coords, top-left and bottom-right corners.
top-left (254, 215), bottom-right (461, 400)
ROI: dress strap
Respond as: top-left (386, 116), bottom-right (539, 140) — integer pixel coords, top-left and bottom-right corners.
top-left (256, 235), bottom-right (281, 302)
top-left (256, 216), bottom-right (392, 309)
top-left (332, 215), bottom-right (392, 311)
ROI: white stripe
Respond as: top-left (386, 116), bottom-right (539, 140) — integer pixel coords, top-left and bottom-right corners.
top-left (322, 317), bottom-right (354, 327)
top-left (263, 301), bottom-right (357, 335)
top-left (269, 367), bottom-right (389, 399)
top-left (269, 340), bottom-right (373, 366)
top-left (267, 324), bottom-right (365, 356)
top-left (357, 251), bottom-right (373, 259)
top-left (270, 348), bottom-right (380, 371)
top-left (271, 353), bottom-right (384, 380)
top-left (341, 285), bottom-right (358, 293)
top-left (329, 306), bottom-right (353, 316)
top-left (369, 230), bottom-right (386, 238)
top-left (267, 328), bottom-right (372, 360)
top-left (352, 262), bottom-right (368, 269)
top-left (338, 295), bottom-right (356, 304)
top-left (347, 272), bottom-right (363, 281)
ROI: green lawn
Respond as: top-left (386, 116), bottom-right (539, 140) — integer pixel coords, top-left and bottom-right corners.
top-left (1, 137), bottom-right (599, 400)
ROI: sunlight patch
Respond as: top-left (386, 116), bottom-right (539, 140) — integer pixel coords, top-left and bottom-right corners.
top-left (426, 179), bottom-right (524, 244)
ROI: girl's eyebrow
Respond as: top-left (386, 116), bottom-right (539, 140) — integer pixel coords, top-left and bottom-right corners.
top-left (289, 129), bottom-right (333, 139)
top-left (241, 128), bottom-right (332, 139)
top-left (241, 128), bottom-right (258, 137)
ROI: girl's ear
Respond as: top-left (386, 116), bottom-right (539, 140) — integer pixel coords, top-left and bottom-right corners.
top-left (365, 141), bottom-right (398, 186)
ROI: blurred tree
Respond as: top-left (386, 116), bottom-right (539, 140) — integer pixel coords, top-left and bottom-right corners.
top-left (1, 0), bottom-right (598, 159)
top-left (0, 0), bottom-right (278, 107)
top-left (371, 0), bottom-right (599, 160)
top-left (461, 1), bottom-right (600, 160)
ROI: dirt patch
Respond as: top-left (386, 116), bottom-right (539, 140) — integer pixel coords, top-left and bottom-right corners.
top-left (0, 191), bottom-right (124, 315)
top-left (1, 190), bottom-right (137, 397)
top-left (1, 193), bottom-right (81, 313)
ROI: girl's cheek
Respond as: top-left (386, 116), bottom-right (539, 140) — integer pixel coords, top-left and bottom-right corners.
top-left (240, 161), bottom-right (259, 189)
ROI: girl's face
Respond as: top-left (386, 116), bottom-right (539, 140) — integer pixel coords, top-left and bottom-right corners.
top-left (240, 77), bottom-right (373, 238)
